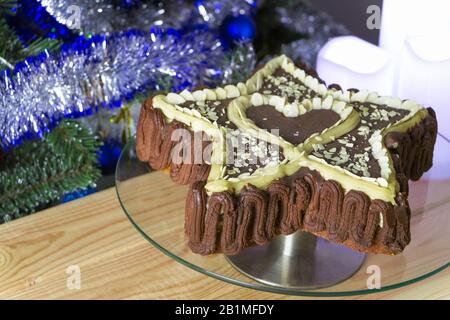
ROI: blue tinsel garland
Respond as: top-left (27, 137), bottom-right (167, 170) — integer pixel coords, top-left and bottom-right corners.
top-left (0, 27), bottom-right (249, 150)
top-left (0, 0), bottom-right (258, 151)
top-left (24, 0), bottom-right (257, 35)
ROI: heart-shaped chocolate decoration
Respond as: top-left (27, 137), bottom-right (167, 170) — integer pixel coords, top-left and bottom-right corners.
top-left (246, 105), bottom-right (339, 145)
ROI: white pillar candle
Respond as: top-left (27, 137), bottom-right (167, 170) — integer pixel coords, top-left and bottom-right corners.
top-left (316, 36), bottom-right (394, 95)
top-left (396, 34), bottom-right (450, 179)
top-left (380, 0), bottom-right (450, 179)
top-left (380, 0), bottom-right (450, 60)
top-left (396, 34), bottom-right (450, 138)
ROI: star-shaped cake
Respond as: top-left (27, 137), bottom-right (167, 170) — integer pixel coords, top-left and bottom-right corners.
top-left (136, 55), bottom-right (437, 255)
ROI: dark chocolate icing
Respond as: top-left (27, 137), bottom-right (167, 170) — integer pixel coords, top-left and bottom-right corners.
top-left (218, 192), bottom-right (240, 255)
top-left (267, 181), bottom-right (292, 235)
top-left (136, 101), bottom-right (211, 184)
top-left (136, 105), bottom-right (184, 170)
top-left (317, 103), bottom-right (410, 178)
top-left (225, 130), bottom-right (285, 178)
top-left (170, 130), bottom-right (211, 185)
top-left (181, 99), bottom-right (237, 129)
top-left (259, 68), bottom-right (317, 102)
top-left (385, 107), bottom-right (437, 182)
top-left (246, 105), bottom-right (341, 145)
top-left (185, 180), bottom-right (208, 248)
top-left (238, 185), bottom-right (269, 247)
top-left (287, 177), bottom-right (311, 231)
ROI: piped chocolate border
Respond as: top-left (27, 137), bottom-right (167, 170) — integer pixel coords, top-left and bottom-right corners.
top-left (136, 101), bottom-right (437, 255)
top-left (185, 169), bottom-right (410, 256)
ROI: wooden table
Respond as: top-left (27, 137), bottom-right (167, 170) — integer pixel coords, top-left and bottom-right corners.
top-left (0, 181), bottom-right (448, 299)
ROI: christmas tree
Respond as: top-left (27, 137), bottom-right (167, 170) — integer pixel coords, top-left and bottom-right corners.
top-left (0, 0), bottom-right (347, 222)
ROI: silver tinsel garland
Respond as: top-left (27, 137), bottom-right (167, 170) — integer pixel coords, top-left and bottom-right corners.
top-left (0, 29), bottom-right (255, 149)
top-left (37, 0), bottom-right (257, 34)
top-left (81, 41), bottom-right (256, 144)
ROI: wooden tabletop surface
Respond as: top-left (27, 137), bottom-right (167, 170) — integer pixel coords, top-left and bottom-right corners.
top-left (0, 179), bottom-right (448, 299)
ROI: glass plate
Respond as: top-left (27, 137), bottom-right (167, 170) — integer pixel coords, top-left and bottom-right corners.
top-left (115, 135), bottom-right (449, 297)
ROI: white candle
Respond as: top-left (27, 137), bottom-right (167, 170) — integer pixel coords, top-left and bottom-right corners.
top-left (317, 34), bottom-right (450, 179)
top-left (396, 34), bottom-right (450, 139)
top-left (380, 0), bottom-right (450, 179)
top-left (316, 36), bottom-right (394, 95)
top-left (380, 0), bottom-right (450, 60)
top-left (316, 2), bottom-right (450, 179)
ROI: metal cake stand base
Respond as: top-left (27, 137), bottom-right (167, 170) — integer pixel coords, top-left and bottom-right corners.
top-left (226, 231), bottom-right (366, 290)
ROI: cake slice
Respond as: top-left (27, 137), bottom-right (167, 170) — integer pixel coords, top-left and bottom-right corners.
top-left (136, 55), bottom-right (437, 255)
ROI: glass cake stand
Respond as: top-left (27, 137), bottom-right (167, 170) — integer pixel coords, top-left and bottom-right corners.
top-left (115, 135), bottom-right (450, 296)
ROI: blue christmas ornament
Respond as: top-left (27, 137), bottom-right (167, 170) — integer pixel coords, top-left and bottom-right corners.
top-left (221, 14), bottom-right (256, 43)
top-left (115, 0), bottom-right (140, 9)
top-left (97, 139), bottom-right (123, 175)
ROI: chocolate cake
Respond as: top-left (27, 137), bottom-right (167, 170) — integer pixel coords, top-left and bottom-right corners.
top-left (136, 55), bottom-right (437, 256)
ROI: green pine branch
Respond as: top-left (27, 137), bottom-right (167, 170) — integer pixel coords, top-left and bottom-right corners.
top-left (0, 0), bottom-right (16, 13)
top-left (0, 18), bottom-right (24, 69)
top-left (0, 120), bottom-right (102, 223)
top-left (0, 0), bottom-right (61, 71)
